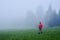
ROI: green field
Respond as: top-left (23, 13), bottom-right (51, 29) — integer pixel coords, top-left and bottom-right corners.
top-left (0, 27), bottom-right (60, 40)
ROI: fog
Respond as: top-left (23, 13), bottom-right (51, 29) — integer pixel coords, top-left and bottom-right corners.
top-left (0, 0), bottom-right (60, 30)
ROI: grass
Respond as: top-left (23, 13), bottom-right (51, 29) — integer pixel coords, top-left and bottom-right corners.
top-left (0, 27), bottom-right (60, 40)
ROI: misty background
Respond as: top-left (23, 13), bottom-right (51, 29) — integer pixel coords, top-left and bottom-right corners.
top-left (0, 0), bottom-right (60, 30)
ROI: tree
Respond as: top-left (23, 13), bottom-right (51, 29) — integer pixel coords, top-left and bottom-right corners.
top-left (45, 4), bottom-right (53, 27)
top-left (50, 10), bottom-right (57, 26)
top-left (57, 9), bottom-right (60, 26)
top-left (36, 6), bottom-right (44, 26)
top-left (26, 10), bottom-right (36, 27)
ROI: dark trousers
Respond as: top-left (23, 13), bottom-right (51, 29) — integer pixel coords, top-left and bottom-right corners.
top-left (38, 28), bottom-right (42, 34)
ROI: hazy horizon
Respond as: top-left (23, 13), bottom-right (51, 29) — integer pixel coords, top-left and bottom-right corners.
top-left (0, 0), bottom-right (60, 30)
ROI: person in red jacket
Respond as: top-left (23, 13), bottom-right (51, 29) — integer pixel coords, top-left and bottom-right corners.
top-left (38, 22), bottom-right (43, 34)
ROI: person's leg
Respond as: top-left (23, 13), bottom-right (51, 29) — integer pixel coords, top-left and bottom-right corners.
top-left (38, 29), bottom-right (41, 34)
top-left (40, 30), bottom-right (42, 33)
top-left (38, 29), bottom-right (40, 34)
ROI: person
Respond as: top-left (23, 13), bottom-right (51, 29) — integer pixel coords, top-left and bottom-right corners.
top-left (38, 22), bottom-right (43, 34)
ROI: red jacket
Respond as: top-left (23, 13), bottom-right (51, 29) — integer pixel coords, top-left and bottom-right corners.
top-left (38, 22), bottom-right (43, 30)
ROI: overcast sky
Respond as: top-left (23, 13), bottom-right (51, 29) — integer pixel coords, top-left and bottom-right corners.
top-left (0, 0), bottom-right (60, 18)
top-left (0, 0), bottom-right (60, 29)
